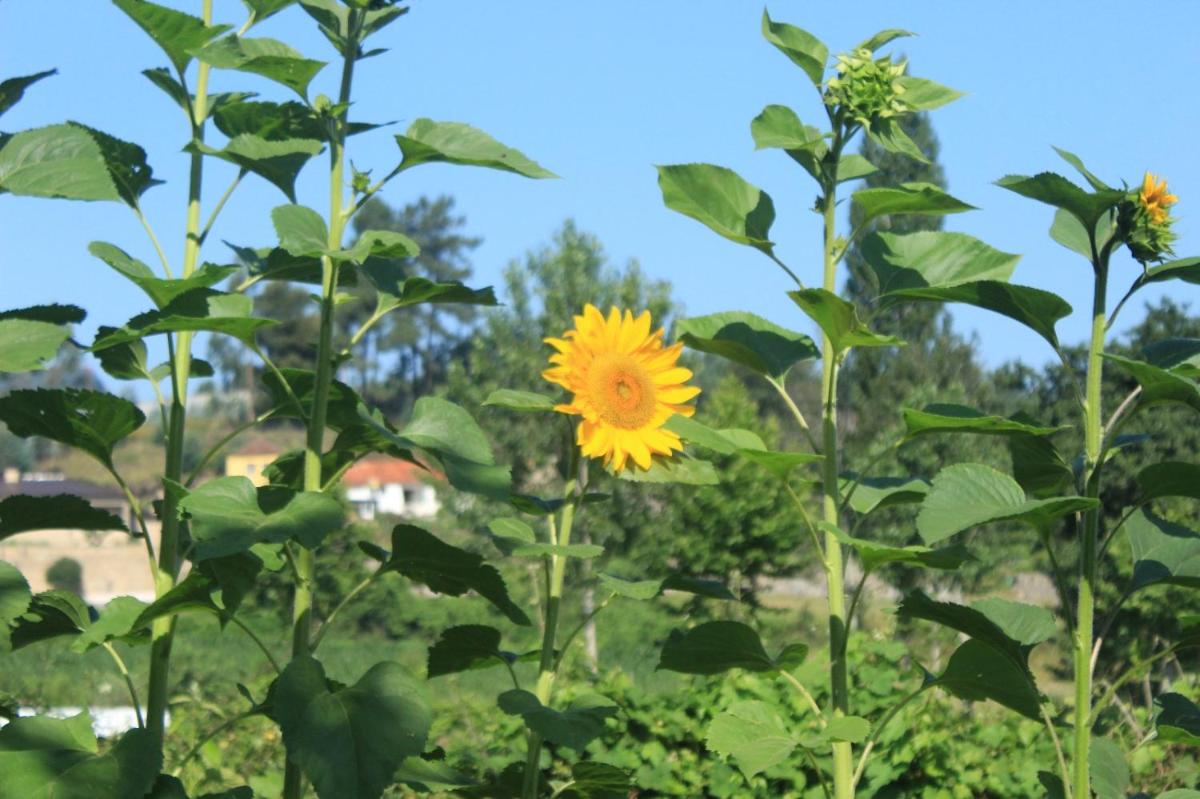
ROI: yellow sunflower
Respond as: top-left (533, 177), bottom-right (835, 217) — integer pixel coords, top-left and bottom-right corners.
top-left (543, 304), bottom-right (700, 472)
top-left (1140, 171), bottom-right (1178, 224)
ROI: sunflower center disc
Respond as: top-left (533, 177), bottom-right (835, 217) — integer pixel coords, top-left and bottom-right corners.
top-left (591, 354), bottom-right (656, 429)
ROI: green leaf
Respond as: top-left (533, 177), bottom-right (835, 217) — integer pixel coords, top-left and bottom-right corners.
top-left (482, 389), bottom-right (557, 413)
top-left (189, 136), bottom-right (322, 203)
top-left (866, 116), bottom-right (930, 163)
top-left (179, 477), bottom-right (345, 560)
top-left (1008, 430), bottom-right (1074, 499)
top-left (917, 463), bottom-right (1095, 543)
top-left (828, 525), bottom-right (969, 572)
top-left (996, 171), bottom-right (1125, 232)
top-left (496, 690), bottom-right (617, 751)
top-left (749, 104), bottom-right (827, 182)
top-left (334, 230), bottom-right (420, 265)
top-left (851, 182), bottom-right (974, 228)
top-left (71, 596), bottom-right (148, 653)
top-left (857, 28), bottom-right (914, 52)
top-left (394, 119), bottom-right (555, 178)
top-left (1106, 354), bottom-right (1200, 416)
top-left (0, 304), bottom-right (83, 372)
top-left (242, 0), bottom-right (298, 24)
top-left (901, 403), bottom-right (1063, 441)
top-left (659, 573), bottom-right (737, 600)
top-left (1125, 508), bottom-right (1200, 590)
top-left (427, 624), bottom-right (513, 677)
top-left (898, 590), bottom-right (1045, 719)
top-left (617, 455), bottom-right (719, 485)
top-left (1138, 461), bottom-right (1200, 502)
top-left (0, 561), bottom-right (31, 651)
top-left (676, 311), bottom-right (818, 383)
top-left (142, 68), bottom-right (253, 122)
top-left (1053, 146), bottom-right (1113, 192)
top-left (895, 75), bottom-right (963, 110)
top-left (274, 656), bottom-right (430, 799)
top-left (663, 415), bottom-right (764, 456)
top-left (883, 280), bottom-right (1072, 350)
top-left (272, 203), bottom-right (328, 257)
top-left (760, 10), bottom-right (826, 86)
top-left (658, 621), bottom-right (775, 674)
top-left (89, 242), bottom-right (236, 307)
top-left (706, 700), bottom-right (796, 779)
top-left (360, 397), bottom-right (511, 500)
top-left (92, 288), bottom-right (273, 349)
top-left (0, 715), bottom-right (160, 799)
top-left (826, 716), bottom-right (871, 743)
top-left (789, 288), bottom-right (902, 357)
top-left (0, 494), bottom-right (126, 542)
top-left (0, 388), bottom-right (144, 468)
top-left (1144, 338), bottom-right (1200, 377)
top-left (559, 762), bottom-right (632, 799)
top-left (970, 597), bottom-right (1056, 646)
top-left (0, 70), bottom-right (56, 119)
top-left (657, 164), bottom-right (776, 255)
top-left (0, 122), bottom-right (159, 206)
top-left (841, 475), bottom-right (930, 515)
top-left (393, 757), bottom-right (475, 794)
top-left (862, 231), bottom-right (1020, 295)
top-left (1049, 206), bottom-right (1118, 260)
top-left (113, 0), bottom-right (229, 73)
top-left (1137, 257), bottom-right (1200, 289)
top-left (597, 572), bottom-right (662, 601)
top-left (837, 154), bottom-right (878, 183)
top-left (8, 590), bottom-right (90, 650)
top-left (380, 524), bottom-right (529, 625)
top-left (1090, 736), bottom-right (1130, 799)
top-left (737, 449), bottom-right (823, 480)
top-left (360, 265), bottom-right (497, 314)
top-left (1154, 693), bottom-right (1200, 746)
top-left (191, 35), bottom-right (325, 98)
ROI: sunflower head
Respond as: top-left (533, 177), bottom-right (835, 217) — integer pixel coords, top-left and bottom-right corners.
top-left (543, 305), bottom-right (700, 472)
top-left (1120, 171), bottom-right (1179, 263)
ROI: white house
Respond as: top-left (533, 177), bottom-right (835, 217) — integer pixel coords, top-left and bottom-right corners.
top-left (342, 456), bottom-right (439, 520)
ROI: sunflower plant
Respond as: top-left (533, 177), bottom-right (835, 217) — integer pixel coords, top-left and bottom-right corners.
top-left (0, 2), bottom-right (558, 798)
top-left (653, 9), bottom-right (1200, 799)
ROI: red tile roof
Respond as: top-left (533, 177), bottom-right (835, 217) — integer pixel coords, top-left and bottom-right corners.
top-left (343, 456), bottom-right (429, 487)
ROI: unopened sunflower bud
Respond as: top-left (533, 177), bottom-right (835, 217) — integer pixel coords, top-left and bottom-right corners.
top-left (1119, 171), bottom-right (1178, 263)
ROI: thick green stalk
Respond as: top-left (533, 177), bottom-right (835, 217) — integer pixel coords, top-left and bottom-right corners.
top-left (146, 0), bottom-right (212, 753)
top-left (820, 176), bottom-right (854, 799)
top-left (1074, 262), bottom-right (1108, 799)
top-left (282, 17), bottom-right (360, 799)
top-left (521, 478), bottom-right (579, 799)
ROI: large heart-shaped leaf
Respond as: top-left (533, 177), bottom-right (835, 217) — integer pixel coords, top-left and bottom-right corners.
top-left (92, 289), bottom-right (273, 350)
top-left (191, 35), bottom-right (325, 98)
top-left (359, 262), bottom-right (497, 315)
top-left (1137, 461), bottom-right (1200, 502)
top-left (1154, 693), bottom-right (1200, 746)
top-left (862, 231), bottom-right (1020, 294)
top-left (378, 524), bottom-right (529, 625)
top-left (189, 137), bottom-right (322, 202)
top-left (0, 561), bottom-right (31, 651)
top-left (178, 477), bottom-right (345, 560)
top-left (657, 164), bottom-right (776, 255)
top-left (917, 463), bottom-right (1095, 544)
top-left (1090, 737), bottom-right (1130, 799)
top-left (657, 621), bottom-right (777, 674)
top-left (8, 589), bottom-right (90, 650)
top-left (706, 700), bottom-right (797, 779)
top-left (0, 388), bottom-right (144, 468)
top-left (426, 625), bottom-right (518, 678)
top-left (0, 123), bottom-right (159, 207)
top-left (676, 311), bottom-right (818, 384)
top-left (0, 715), bottom-right (160, 799)
top-left (113, 0), bottom-right (229, 73)
top-left (749, 104), bottom-right (827, 183)
top-left (1105, 354), bottom-right (1200, 416)
top-left (393, 119), bottom-right (555, 178)
top-left (996, 171), bottom-right (1125, 232)
top-left (274, 656), bottom-right (431, 799)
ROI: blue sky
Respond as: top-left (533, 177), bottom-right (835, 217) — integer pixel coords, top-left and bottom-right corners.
top-left (3, 0), bottom-right (1199, 379)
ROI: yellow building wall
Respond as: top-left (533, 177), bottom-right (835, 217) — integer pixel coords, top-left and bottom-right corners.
top-left (224, 453), bottom-right (278, 486)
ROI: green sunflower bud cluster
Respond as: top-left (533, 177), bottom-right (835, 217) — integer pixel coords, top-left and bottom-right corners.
top-left (1119, 172), bottom-right (1179, 263)
top-left (824, 48), bottom-right (909, 127)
